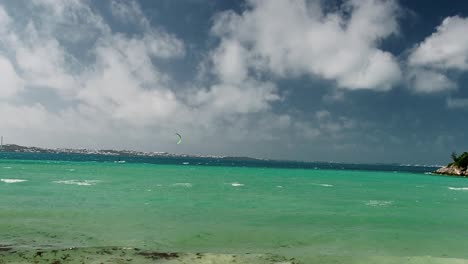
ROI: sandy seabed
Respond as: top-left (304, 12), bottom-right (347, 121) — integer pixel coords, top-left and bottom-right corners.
top-left (0, 246), bottom-right (299, 264)
top-left (2, 245), bottom-right (468, 264)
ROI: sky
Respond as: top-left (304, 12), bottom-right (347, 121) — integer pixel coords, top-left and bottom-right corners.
top-left (0, 0), bottom-right (468, 164)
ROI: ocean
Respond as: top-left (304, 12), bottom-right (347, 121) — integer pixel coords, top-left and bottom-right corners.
top-left (1, 153), bottom-right (467, 263)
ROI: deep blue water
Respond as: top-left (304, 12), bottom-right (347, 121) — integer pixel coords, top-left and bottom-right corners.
top-left (0, 151), bottom-right (438, 174)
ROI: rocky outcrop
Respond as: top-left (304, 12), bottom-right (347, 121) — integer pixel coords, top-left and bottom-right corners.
top-left (434, 164), bottom-right (468, 177)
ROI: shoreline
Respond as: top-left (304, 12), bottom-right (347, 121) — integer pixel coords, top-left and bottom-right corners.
top-left (2, 245), bottom-right (468, 264)
top-left (0, 246), bottom-right (299, 264)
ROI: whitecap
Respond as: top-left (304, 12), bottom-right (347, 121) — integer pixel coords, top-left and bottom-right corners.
top-left (365, 200), bottom-right (393, 207)
top-left (1, 178), bottom-right (27, 183)
top-left (68, 169), bottom-right (76, 172)
top-left (172, 183), bottom-right (192, 187)
top-left (54, 180), bottom-right (100, 186)
top-left (2, 167), bottom-right (12, 169)
top-left (448, 187), bottom-right (468, 191)
top-left (231, 182), bottom-right (244, 187)
top-left (276, 185), bottom-right (283, 188)
top-left (312, 183), bottom-right (334, 187)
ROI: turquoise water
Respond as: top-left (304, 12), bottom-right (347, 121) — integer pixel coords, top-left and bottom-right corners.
top-left (1, 158), bottom-right (468, 263)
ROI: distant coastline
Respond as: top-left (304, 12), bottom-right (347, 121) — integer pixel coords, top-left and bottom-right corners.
top-left (0, 144), bottom-right (443, 172)
top-left (0, 144), bottom-right (258, 161)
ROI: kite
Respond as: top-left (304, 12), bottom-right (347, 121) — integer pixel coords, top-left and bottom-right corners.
top-left (175, 133), bottom-right (182, 144)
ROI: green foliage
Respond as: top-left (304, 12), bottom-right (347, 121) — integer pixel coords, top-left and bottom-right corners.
top-left (450, 152), bottom-right (468, 169)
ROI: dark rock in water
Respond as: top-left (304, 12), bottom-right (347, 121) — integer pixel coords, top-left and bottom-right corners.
top-left (138, 251), bottom-right (179, 260)
top-left (434, 164), bottom-right (468, 177)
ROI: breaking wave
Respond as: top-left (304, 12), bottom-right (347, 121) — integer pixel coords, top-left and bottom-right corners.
top-left (312, 183), bottom-right (334, 187)
top-left (1, 178), bottom-right (27, 183)
top-left (448, 187), bottom-right (468, 191)
top-left (171, 183), bottom-right (192, 187)
top-left (365, 200), bottom-right (393, 207)
top-left (54, 180), bottom-right (100, 186)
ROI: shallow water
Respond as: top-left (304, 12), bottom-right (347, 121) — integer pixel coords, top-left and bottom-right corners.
top-left (1, 158), bottom-right (468, 263)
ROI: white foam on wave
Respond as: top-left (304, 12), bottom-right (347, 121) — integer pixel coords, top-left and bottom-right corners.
top-left (172, 182), bottom-right (192, 187)
top-left (3, 167), bottom-right (12, 169)
top-left (231, 182), bottom-right (244, 187)
top-left (54, 180), bottom-right (100, 186)
top-left (276, 185), bottom-right (283, 188)
top-left (68, 169), bottom-right (76, 172)
top-left (365, 200), bottom-right (393, 207)
top-left (1, 178), bottom-right (27, 183)
top-left (448, 187), bottom-right (468, 191)
top-left (312, 183), bottom-right (334, 187)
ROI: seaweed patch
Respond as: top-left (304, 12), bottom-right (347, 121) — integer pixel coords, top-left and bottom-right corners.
top-left (137, 251), bottom-right (179, 260)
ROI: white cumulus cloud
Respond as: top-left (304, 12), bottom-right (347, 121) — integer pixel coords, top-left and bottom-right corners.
top-left (406, 68), bottom-right (456, 93)
top-left (409, 16), bottom-right (468, 70)
top-left (407, 16), bottom-right (468, 93)
top-left (211, 0), bottom-right (402, 91)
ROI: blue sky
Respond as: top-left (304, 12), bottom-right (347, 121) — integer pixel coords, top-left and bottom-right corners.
top-left (0, 0), bottom-right (467, 164)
